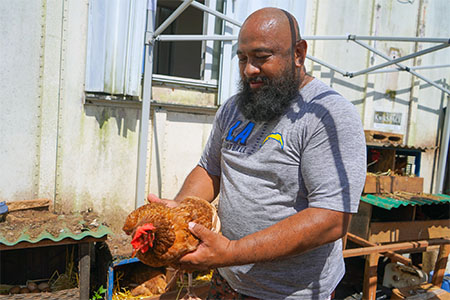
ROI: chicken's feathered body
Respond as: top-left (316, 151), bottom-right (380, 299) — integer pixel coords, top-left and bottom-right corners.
top-left (123, 196), bottom-right (219, 268)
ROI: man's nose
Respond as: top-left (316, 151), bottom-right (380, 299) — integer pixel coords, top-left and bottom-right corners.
top-left (244, 61), bottom-right (261, 77)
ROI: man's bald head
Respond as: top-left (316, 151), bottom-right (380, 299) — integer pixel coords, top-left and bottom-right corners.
top-left (239, 7), bottom-right (301, 48)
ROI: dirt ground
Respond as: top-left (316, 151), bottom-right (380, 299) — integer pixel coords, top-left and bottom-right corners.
top-left (0, 209), bottom-right (105, 243)
top-left (105, 231), bottom-right (133, 257)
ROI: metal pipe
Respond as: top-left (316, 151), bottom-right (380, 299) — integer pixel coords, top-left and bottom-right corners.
top-left (190, 1), bottom-right (242, 27)
top-left (301, 35), bottom-right (450, 43)
top-left (347, 35), bottom-right (450, 43)
top-left (136, 4), bottom-right (156, 208)
top-left (353, 40), bottom-right (450, 95)
top-left (306, 54), bottom-right (348, 76)
top-left (156, 34), bottom-right (238, 41)
top-left (368, 64), bottom-right (450, 74)
top-left (436, 98), bottom-right (450, 194)
top-left (350, 43), bottom-right (450, 77)
top-left (152, 0), bottom-right (193, 38)
top-left (303, 35), bottom-right (351, 41)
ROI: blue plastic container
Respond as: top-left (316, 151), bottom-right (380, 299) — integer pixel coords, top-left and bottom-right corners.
top-left (0, 201), bottom-right (8, 221)
top-left (429, 271), bottom-right (450, 292)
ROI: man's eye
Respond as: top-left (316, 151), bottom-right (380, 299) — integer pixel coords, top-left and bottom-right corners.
top-left (256, 55), bottom-right (270, 60)
top-left (238, 57), bottom-right (247, 63)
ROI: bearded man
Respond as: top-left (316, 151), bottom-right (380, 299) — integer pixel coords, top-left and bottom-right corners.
top-left (149, 7), bottom-right (367, 300)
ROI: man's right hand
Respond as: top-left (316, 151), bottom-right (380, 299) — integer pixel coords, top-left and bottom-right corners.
top-left (147, 193), bottom-right (179, 208)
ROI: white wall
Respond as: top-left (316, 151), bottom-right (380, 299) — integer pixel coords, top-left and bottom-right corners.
top-left (0, 0), bottom-right (449, 232)
top-left (304, 0), bottom-right (450, 192)
top-left (0, 0), bottom-right (45, 200)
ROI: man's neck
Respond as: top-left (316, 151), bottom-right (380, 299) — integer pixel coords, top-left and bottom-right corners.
top-left (299, 74), bottom-right (314, 90)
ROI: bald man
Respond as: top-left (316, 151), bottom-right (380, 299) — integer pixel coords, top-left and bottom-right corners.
top-left (151, 7), bottom-right (366, 299)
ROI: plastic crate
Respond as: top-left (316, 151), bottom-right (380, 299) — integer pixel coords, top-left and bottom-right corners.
top-left (106, 257), bottom-right (140, 300)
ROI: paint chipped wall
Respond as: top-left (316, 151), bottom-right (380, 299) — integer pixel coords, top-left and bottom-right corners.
top-left (0, 0), bottom-right (217, 231)
top-left (305, 0), bottom-right (450, 192)
top-left (1, 0), bottom-right (449, 230)
top-left (0, 0), bottom-right (141, 227)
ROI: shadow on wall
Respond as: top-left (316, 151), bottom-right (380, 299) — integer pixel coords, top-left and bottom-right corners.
top-left (84, 105), bottom-right (139, 138)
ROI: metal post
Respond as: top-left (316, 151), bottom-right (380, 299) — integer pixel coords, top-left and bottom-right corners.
top-left (217, 0), bottom-right (235, 104)
top-left (301, 35), bottom-right (450, 43)
top-left (306, 54), bottom-right (348, 76)
top-left (350, 43), bottom-right (450, 77)
top-left (156, 34), bottom-right (238, 41)
top-left (368, 64), bottom-right (450, 74)
top-left (353, 40), bottom-right (450, 95)
top-left (348, 35), bottom-right (450, 43)
top-left (152, 0), bottom-right (193, 38)
top-left (436, 97), bottom-right (450, 194)
top-left (136, 2), bottom-right (156, 208)
top-left (190, 0), bottom-right (242, 27)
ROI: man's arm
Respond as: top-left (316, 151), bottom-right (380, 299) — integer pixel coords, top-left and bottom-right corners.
top-left (179, 207), bottom-right (351, 271)
top-left (174, 165), bottom-right (220, 202)
top-left (147, 166), bottom-right (219, 206)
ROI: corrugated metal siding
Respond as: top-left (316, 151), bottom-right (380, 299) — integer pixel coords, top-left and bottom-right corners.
top-left (0, 225), bottom-right (111, 247)
top-left (85, 0), bottom-right (147, 96)
top-left (361, 193), bottom-right (450, 210)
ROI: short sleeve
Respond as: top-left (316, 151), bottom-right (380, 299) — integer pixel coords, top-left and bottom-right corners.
top-left (198, 105), bottom-right (226, 177)
top-left (301, 97), bottom-right (366, 213)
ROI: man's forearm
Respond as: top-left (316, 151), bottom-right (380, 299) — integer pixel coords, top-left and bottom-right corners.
top-left (174, 165), bottom-right (220, 202)
top-left (223, 208), bottom-right (351, 266)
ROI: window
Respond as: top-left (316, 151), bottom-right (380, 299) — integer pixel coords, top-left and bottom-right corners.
top-left (85, 0), bottom-right (224, 102)
top-left (152, 0), bottom-right (224, 83)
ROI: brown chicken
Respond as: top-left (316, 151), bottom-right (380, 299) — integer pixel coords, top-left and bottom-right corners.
top-left (122, 196), bottom-right (220, 268)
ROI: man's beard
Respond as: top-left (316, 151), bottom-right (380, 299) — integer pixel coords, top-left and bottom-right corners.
top-left (236, 68), bottom-right (301, 123)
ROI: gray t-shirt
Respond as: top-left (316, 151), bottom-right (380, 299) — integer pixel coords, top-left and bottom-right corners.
top-left (199, 78), bottom-right (366, 299)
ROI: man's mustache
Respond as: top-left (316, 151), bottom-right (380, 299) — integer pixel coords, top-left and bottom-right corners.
top-left (245, 76), bottom-right (270, 84)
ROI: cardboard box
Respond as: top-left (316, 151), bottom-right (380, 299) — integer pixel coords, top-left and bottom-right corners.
top-left (364, 176), bottom-right (424, 194)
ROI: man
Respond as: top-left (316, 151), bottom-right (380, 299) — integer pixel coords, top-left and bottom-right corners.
top-left (150, 7), bottom-right (366, 299)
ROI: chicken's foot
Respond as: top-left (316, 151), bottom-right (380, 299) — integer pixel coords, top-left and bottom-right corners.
top-left (179, 272), bottom-right (201, 300)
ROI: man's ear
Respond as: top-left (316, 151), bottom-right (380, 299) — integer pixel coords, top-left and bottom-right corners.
top-left (295, 40), bottom-right (308, 68)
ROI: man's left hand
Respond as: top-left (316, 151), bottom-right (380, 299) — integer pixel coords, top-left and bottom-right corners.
top-left (179, 222), bottom-right (234, 272)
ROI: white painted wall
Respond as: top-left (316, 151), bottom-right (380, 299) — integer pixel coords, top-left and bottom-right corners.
top-left (305, 0), bottom-right (450, 192)
top-left (0, 0), bottom-right (449, 231)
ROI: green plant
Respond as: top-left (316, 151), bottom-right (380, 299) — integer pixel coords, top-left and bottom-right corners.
top-left (91, 285), bottom-right (107, 300)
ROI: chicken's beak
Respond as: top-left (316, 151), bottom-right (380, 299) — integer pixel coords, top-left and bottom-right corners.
top-left (131, 248), bottom-right (139, 258)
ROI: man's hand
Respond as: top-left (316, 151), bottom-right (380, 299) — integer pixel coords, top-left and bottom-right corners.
top-left (147, 193), bottom-right (179, 208)
top-left (179, 222), bottom-right (234, 272)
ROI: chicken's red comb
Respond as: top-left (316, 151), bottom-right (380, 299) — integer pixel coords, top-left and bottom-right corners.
top-left (131, 223), bottom-right (156, 251)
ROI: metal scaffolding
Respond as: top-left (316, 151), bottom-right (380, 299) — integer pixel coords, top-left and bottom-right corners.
top-left (136, 0), bottom-right (450, 206)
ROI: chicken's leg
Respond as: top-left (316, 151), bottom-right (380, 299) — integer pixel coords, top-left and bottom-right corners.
top-left (180, 272), bottom-right (201, 300)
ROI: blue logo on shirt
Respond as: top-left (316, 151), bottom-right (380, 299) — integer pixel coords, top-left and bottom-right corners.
top-left (224, 121), bottom-right (255, 153)
top-left (226, 121), bottom-right (255, 145)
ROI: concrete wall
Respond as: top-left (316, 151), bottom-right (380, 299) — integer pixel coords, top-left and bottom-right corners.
top-left (0, 0), bottom-right (449, 232)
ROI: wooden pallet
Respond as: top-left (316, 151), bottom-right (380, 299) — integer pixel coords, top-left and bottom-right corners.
top-left (365, 129), bottom-right (403, 144)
